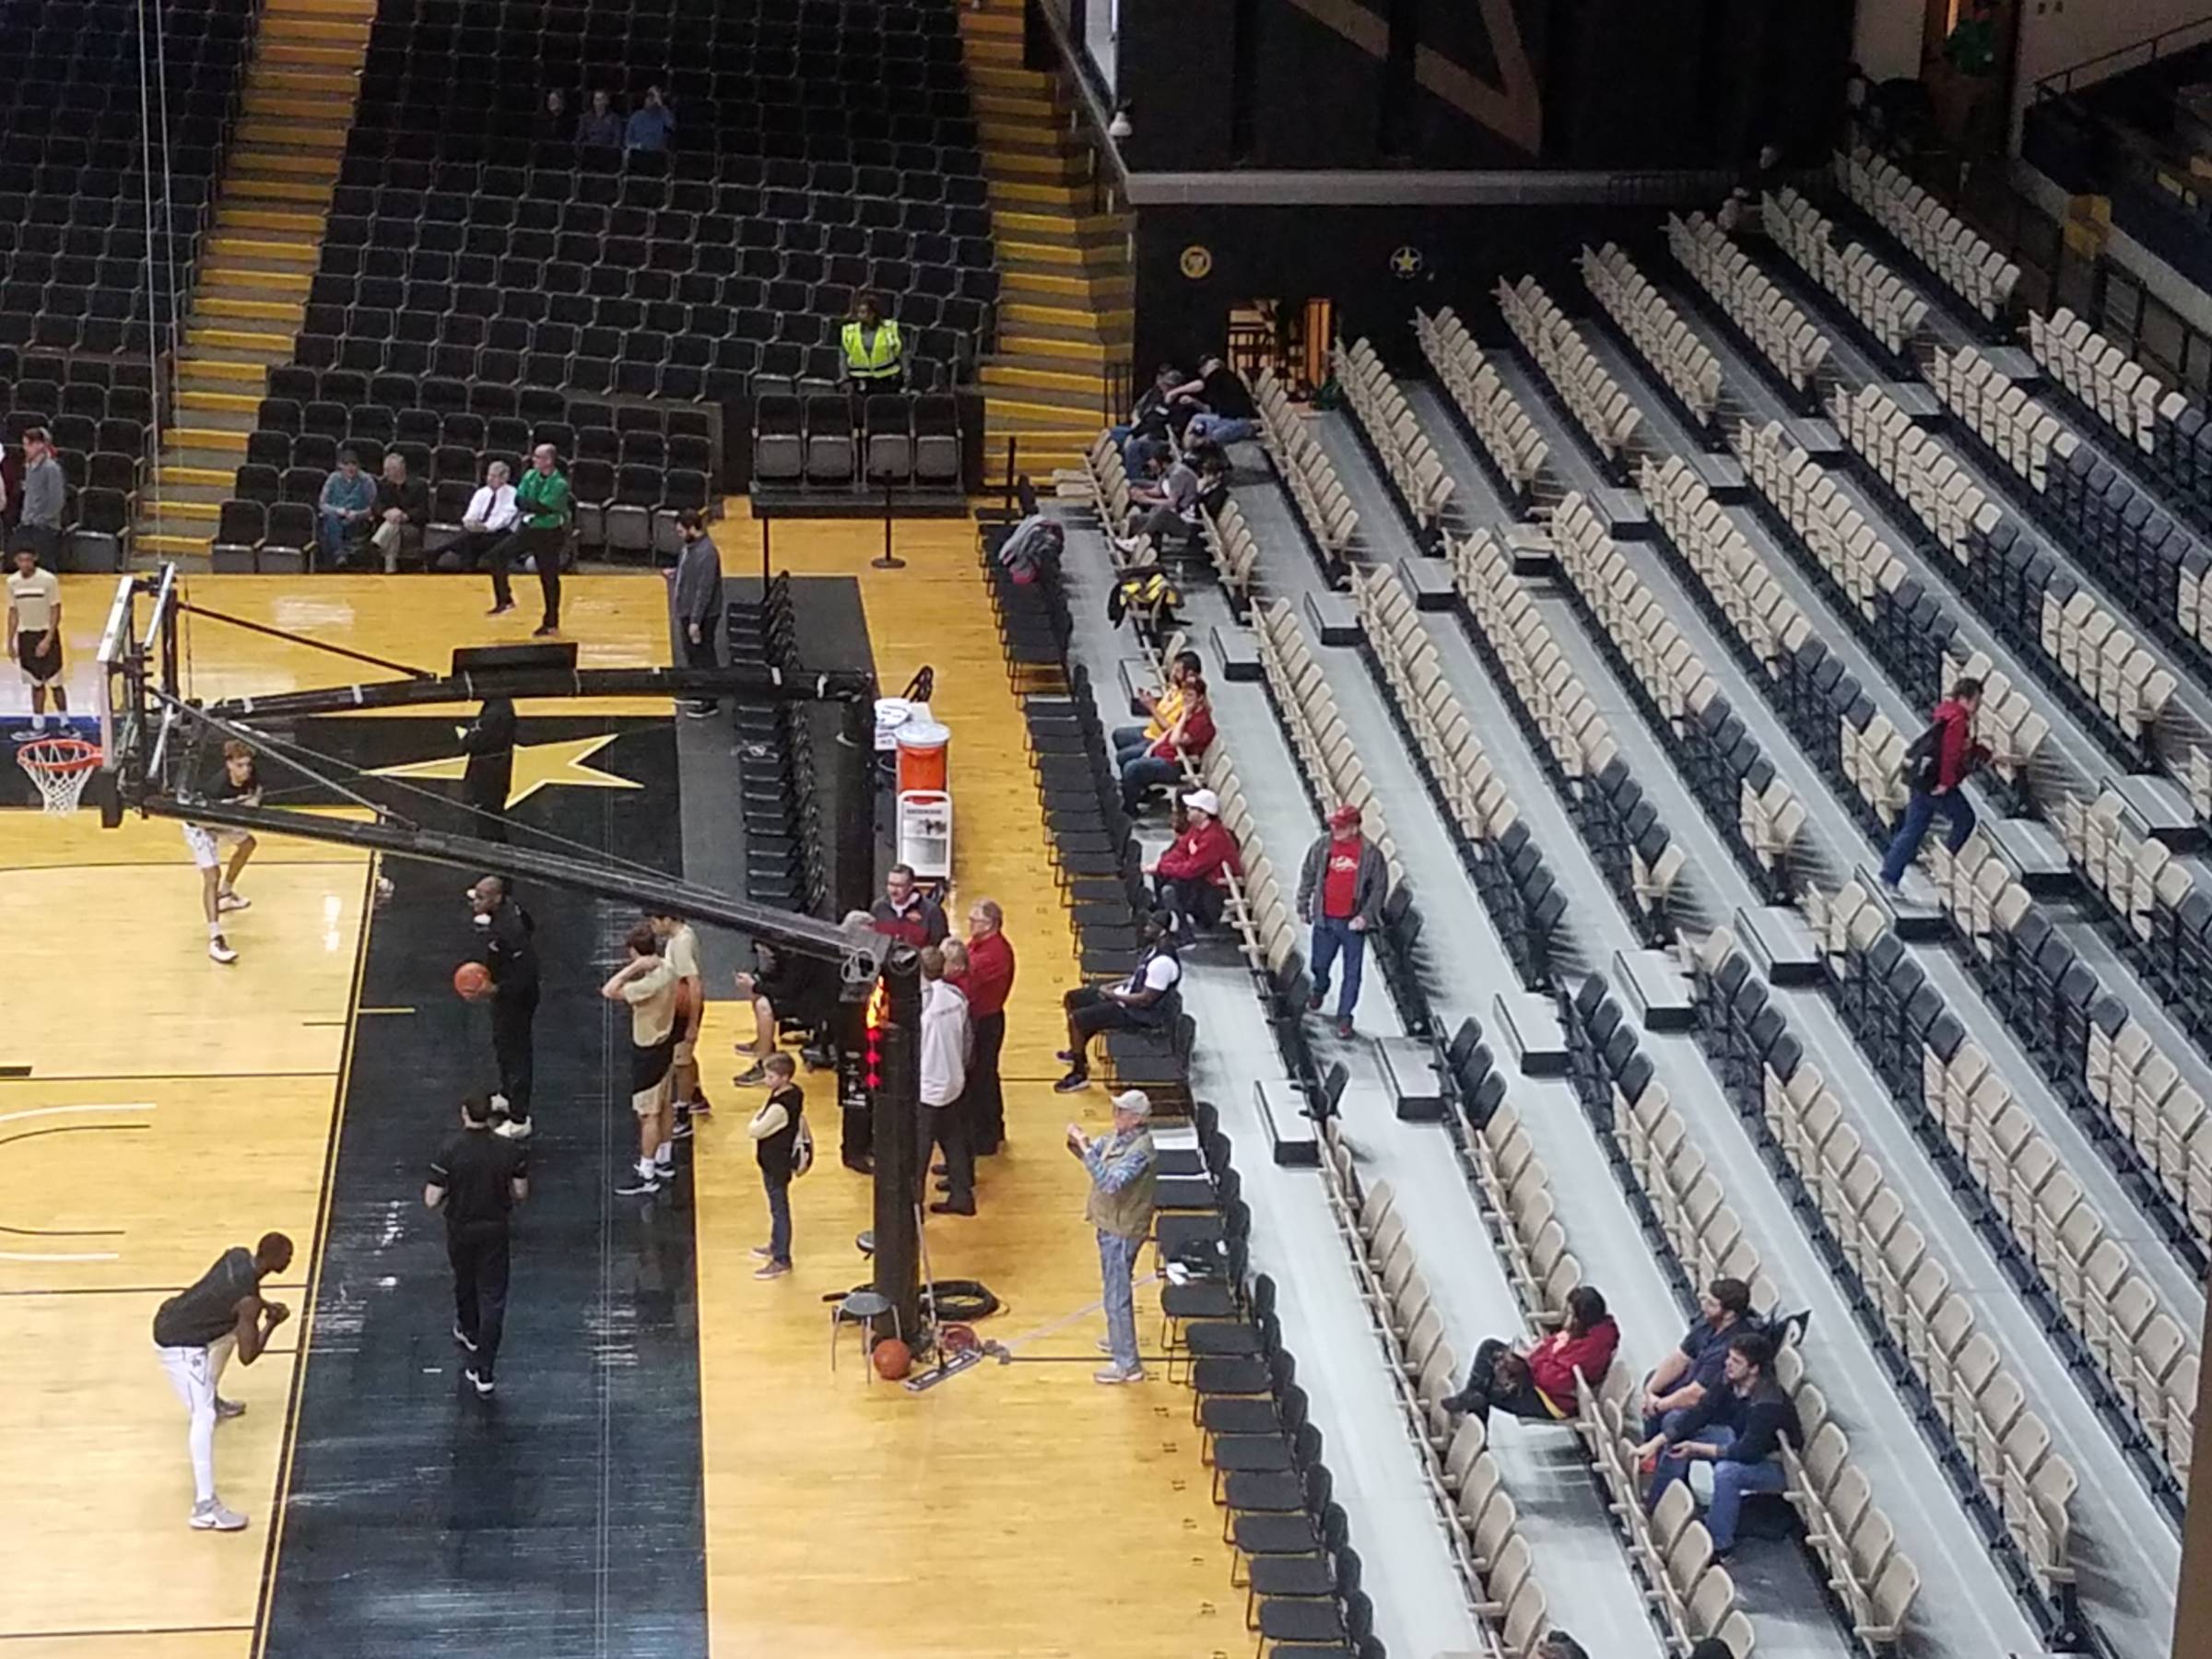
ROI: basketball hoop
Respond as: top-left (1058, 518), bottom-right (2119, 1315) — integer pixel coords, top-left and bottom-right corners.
top-left (18, 736), bottom-right (102, 815)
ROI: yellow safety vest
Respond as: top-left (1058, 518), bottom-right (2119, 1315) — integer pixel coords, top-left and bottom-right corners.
top-left (841, 319), bottom-right (903, 377)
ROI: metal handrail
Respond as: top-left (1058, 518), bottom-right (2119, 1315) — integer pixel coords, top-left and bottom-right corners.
top-left (2032, 11), bottom-right (2212, 100)
top-left (1013, 0), bottom-right (1131, 200)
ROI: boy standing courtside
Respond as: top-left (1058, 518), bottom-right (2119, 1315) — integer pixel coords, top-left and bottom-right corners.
top-left (604, 923), bottom-right (679, 1194)
top-left (746, 1053), bottom-right (806, 1277)
top-left (151, 1231), bottom-right (294, 1531)
top-left (6, 546), bottom-right (64, 730)
top-left (183, 740), bottom-right (261, 964)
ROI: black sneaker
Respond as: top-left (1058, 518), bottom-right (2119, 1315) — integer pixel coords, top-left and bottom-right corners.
top-left (1053, 1071), bottom-right (1090, 1093)
top-left (615, 1170), bottom-right (662, 1195)
top-left (929, 1198), bottom-right (976, 1216)
top-left (671, 1112), bottom-right (694, 1141)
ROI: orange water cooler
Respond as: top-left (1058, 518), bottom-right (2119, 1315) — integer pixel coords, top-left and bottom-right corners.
top-left (894, 706), bottom-right (952, 880)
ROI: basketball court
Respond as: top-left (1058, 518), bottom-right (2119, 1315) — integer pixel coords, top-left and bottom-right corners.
top-left (0, 512), bottom-right (1235, 1658)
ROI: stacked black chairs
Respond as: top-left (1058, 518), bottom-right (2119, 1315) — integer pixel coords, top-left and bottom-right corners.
top-left (290, 0), bottom-right (996, 401)
top-left (723, 573), bottom-right (830, 915)
top-left (0, 0), bottom-right (249, 352)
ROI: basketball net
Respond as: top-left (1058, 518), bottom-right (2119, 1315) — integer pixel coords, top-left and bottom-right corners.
top-left (18, 736), bottom-right (101, 815)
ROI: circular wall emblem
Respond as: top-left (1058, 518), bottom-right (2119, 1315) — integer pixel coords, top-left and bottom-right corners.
top-left (1390, 245), bottom-right (1424, 279)
top-left (1179, 244), bottom-right (1214, 280)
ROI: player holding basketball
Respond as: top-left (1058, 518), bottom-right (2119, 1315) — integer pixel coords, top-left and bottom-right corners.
top-left (648, 908), bottom-right (712, 1138)
top-left (6, 545), bottom-right (64, 732)
top-left (466, 876), bottom-right (539, 1139)
top-left (183, 740), bottom-right (261, 964)
top-left (151, 1231), bottom-right (294, 1531)
top-left (603, 923), bottom-right (679, 1194)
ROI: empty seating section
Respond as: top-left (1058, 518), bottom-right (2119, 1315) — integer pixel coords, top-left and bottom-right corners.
top-left (1331, 337), bottom-right (1455, 533)
top-left (0, 0), bottom-right (244, 354)
top-left (1763, 188), bottom-right (1927, 359)
top-left (1315, 1134), bottom-right (1543, 1658)
top-left (750, 387), bottom-right (961, 493)
top-left (1803, 882), bottom-right (2199, 1497)
top-left (1833, 148), bottom-right (2018, 323)
top-left (1682, 925), bottom-right (2082, 1594)
top-left (1829, 382), bottom-right (2185, 759)
top-left (1543, 495), bottom-right (1804, 904)
top-left (1414, 308), bottom-right (1550, 506)
top-left (1576, 243), bottom-right (1723, 428)
top-left (1562, 983), bottom-right (1920, 1652)
top-left (1666, 212), bottom-right (1831, 398)
top-left (1253, 370), bottom-right (1360, 564)
top-left (1494, 276), bottom-right (1642, 475)
top-left (304, 0), bottom-right (992, 400)
top-left (1354, 563), bottom-right (1570, 980)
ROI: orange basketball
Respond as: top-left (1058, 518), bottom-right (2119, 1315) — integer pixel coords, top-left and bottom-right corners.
top-left (453, 960), bottom-right (492, 1000)
top-left (871, 1337), bottom-right (912, 1381)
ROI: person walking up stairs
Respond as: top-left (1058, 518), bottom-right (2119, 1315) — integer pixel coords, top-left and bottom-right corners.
top-left (138, 0), bottom-right (378, 566)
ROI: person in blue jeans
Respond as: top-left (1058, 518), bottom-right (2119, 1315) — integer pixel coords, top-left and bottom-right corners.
top-left (1296, 803), bottom-right (1388, 1039)
top-left (1641, 1276), bottom-right (1758, 1441)
top-left (745, 1054), bottom-right (806, 1279)
top-left (1072, 1088), bottom-right (1159, 1384)
top-left (1635, 1330), bottom-right (1800, 1553)
top-left (1878, 679), bottom-right (1988, 888)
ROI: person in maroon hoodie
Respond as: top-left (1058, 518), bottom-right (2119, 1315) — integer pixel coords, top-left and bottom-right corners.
top-left (869, 864), bottom-right (948, 949)
top-left (1441, 1286), bottom-right (1620, 1423)
top-left (1878, 677), bottom-right (1990, 888)
top-left (1117, 677), bottom-right (1217, 813)
top-left (951, 898), bottom-right (1016, 1154)
top-left (1149, 787), bottom-right (1242, 935)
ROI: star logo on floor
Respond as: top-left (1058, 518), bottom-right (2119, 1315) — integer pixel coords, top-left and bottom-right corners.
top-left (369, 733), bottom-right (642, 807)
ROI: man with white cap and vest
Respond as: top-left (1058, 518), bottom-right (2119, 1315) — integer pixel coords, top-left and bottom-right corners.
top-left (1149, 786), bottom-right (1241, 935)
top-left (1072, 1088), bottom-right (1159, 1384)
top-left (841, 291), bottom-right (905, 393)
top-left (1297, 802), bottom-right (1388, 1040)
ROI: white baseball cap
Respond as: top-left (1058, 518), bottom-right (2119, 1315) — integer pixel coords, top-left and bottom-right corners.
top-left (1181, 787), bottom-right (1220, 817)
top-left (1111, 1089), bottom-right (1154, 1119)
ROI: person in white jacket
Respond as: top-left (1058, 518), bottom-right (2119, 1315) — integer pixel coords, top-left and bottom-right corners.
top-left (917, 945), bottom-right (974, 1216)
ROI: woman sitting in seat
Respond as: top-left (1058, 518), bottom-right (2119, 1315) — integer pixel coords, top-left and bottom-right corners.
top-left (1117, 675), bottom-right (1216, 813)
top-left (1441, 1285), bottom-right (1619, 1424)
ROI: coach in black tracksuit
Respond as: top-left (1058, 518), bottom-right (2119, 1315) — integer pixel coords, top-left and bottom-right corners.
top-left (467, 876), bottom-right (539, 1137)
top-left (460, 696), bottom-right (517, 843)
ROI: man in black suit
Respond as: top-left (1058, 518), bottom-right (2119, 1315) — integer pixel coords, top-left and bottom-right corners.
top-left (459, 697), bottom-right (516, 843)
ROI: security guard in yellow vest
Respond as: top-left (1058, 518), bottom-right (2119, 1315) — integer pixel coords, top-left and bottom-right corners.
top-left (841, 291), bottom-right (905, 390)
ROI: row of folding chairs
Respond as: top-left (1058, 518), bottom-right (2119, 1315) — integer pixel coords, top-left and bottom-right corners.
top-left (1494, 275), bottom-right (1642, 472)
top-left (1413, 308), bottom-right (1548, 503)
top-left (1831, 382), bottom-right (2180, 750)
top-left (1077, 434), bottom-right (1209, 590)
top-left (2030, 305), bottom-right (2168, 457)
top-left (1834, 148), bottom-right (2018, 323)
top-left (1737, 420), bottom-right (2052, 793)
top-left (1931, 345), bottom-right (2067, 493)
top-left (1371, 547), bottom-right (1567, 981)
top-left (1448, 527), bottom-right (1617, 786)
top-left (1577, 241), bottom-right (1723, 427)
top-left (2060, 785), bottom-right (2212, 984)
top-left (1666, 211), bottom-right (1831, 397)
top-left (1587, 1029), bottom-right (1919, 1649)
top-left (1250, 600), bottom-right (1403, 888)
top-left (1764, 188), bottom-right (1927, 359)
top-left (1641, 453), bottom-right (1809, 668)
top-left (1686, 925), bottom-right (2081, 1589)
top-left (1252, 369), bottom-right (1359, 564)
top-left (1318, 1129), bottom-right (1547, 1658)
top-left (332, 159), bottom-right (987, 228)
top-left (1809, 887), bottom-right (2199, 1495)
top-left (1330, 336), bottom-right (1455, 532)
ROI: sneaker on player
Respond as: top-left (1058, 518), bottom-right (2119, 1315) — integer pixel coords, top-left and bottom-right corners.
top-left (615, 1165), bottom-right (661, 1195)
top-left (670, 1111), bottom-right (694, 1141)
top-left (733, 1060), bottom-right (768, 1087)
top-left (208, 935), bottom-right (238, 965)
top-left (493, 1117), bottom-right (532, 1141)
top-left (189, 1498), bottom-right (249, 1531)
top-left (453, 1324), bottom-right (477, 1353)
top-left (463, 1368), bottom-right (495, 1398)
top-left (653, 1157), bottom-right (677, 1181)
top-left (213, 1395), bottom-right (246, 1420)
top-left (217, 888), bottom-right (251, 912)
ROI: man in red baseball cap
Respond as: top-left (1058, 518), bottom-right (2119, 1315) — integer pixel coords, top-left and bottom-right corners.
top-left (1149, 787), bottom-right (1241, 935)
top-left (1296, 802), bottom-right (1388, 1038)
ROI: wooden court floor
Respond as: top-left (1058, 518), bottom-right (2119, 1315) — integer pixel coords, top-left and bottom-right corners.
top-left (0, 516), bottom-right (1239, 1657)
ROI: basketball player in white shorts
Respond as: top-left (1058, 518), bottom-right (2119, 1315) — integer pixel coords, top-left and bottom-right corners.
top-left (184, 740), bottom-right (262, 964)
top-left (6, 545), bottom-right (64, 731)
top-left (648, 909), bottom-right (711, 1136)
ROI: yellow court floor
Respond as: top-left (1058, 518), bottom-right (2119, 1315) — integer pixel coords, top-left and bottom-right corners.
top-left (1, 516), bottom-right (1237, 1658)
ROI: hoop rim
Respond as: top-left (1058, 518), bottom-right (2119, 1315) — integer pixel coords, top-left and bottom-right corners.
top-left (18, 736), bottom-right (104, 775)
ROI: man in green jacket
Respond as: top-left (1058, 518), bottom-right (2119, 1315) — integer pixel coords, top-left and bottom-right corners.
top-left (488, 443), bottom-right (571, 636)
top-left (1073, 1088), bottom-right (1159, 1384)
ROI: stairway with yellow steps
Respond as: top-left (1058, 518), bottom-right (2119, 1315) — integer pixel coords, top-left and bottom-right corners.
top-left (137, 0), bottom-right (374, 561)
top-left (957, 0), bottom-right (1133, 477)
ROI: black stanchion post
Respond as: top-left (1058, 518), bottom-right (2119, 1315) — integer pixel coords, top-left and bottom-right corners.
top-left (759, 510), bottom-right (771, 593)
top-left (872, 479), bottom-right (904, 570)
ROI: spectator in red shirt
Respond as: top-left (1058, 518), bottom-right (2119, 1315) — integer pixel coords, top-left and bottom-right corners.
top-left (952, 898), bottom-right (1016, 1155)
top-left (1117, 677), bottom-right (1217, 814)
top-left (1296, 803), bottom-right (1388, 1039)
top-left (1150, 787), bottom-right (1242, 935)
top-left (1878, 677), bottom-right (1989, 888)
top-left (1442, 1286), bottom-right (1620, 1423)
top-left (870, 864), bottom-right (947, 949)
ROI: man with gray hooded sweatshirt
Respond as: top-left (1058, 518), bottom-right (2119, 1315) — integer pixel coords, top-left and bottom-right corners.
top-left (1296, 802), bottom-right (1388, 1039)
top-left (669, 508), bottom-right (722, 718)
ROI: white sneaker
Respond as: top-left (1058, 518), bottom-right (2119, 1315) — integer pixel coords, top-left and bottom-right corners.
top-left (217, 890), bottom-right (251, 912)
top-left (189, 1498), bottom-right (248, 1531)
top-left (1093, 1366), bottom-right (1146, 1385)
top-left (493, 1118), bottom-right (533, 1140)
top-left (213, 1395), bottom-right (246, 1420)
top-left (208, 937), bottom-right (238, 964)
